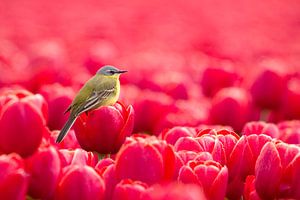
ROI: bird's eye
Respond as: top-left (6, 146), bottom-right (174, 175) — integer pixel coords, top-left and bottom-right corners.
top-left (107, 70), bottom-right (115, 75)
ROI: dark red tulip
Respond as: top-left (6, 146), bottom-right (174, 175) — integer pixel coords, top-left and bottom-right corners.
top-left (0, 154), bottom-right (28, 200)
top-left (55, 165), bottom-right (105, 200)
top-left (200, 66), bottom-right (240, 97)
top-left (178, 160), bottom-right (228, 200)
top-left (115, 136), bottom-right (176, 185)
top-left (0, 91), bottom-right (47, 157)
top-left (74, 102), bottom-right (134, 154)
top-left (25, 145), bottom-right (61, 199)
top-left (112, 179), bottom-right (148, 200)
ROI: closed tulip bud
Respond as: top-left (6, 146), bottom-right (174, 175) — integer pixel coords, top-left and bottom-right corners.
top-left (55, 165), bottom-right (105, 200)
top-left (200, 66), bottom-right (240, 97)
top-left (74, 102), bottom-right (134, 154)
top-left (178, 160), bottom-right (228, 200)
top-left (0, 154), bottom-right (28, 200)
top-left (242, 121), bottom-right (280, 138)
top-left (112, 179), bottom-right (148, 200)
top-left (160, 126), bottom-right (197, 145)
top-left (25, 145), bottom-right (61, 199)
top-left (250, 68), bottom-right (287, 109)
top-left (0, 91), bottom-right (47, 157)
top-left (39, 83), bottom-right (75, 130)
top-left (255, 141), bottom-right (300, 199)
top-left (115, 136), bottom-right (176, 185)
top-left (209, 87), bottom-right (251, 132)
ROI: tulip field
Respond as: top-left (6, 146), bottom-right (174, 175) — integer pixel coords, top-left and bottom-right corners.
top-left (1, 0), bottom-right (300, 200)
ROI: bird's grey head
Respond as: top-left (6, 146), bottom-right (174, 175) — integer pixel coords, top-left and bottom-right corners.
top-left (96, 65), bottom-right (127, 76)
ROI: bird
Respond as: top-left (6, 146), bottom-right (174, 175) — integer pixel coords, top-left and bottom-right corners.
top-left (55, 65), bottom-right (127, 143)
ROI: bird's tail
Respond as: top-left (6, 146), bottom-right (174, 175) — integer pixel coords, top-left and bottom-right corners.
top-left (56, 115), bottom-right (77, 143)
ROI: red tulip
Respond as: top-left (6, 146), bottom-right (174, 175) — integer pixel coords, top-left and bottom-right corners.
top-left (55, 165), bottom-right (105, 200)
top-left (227, 134), bottom-right (272, 199)
top-left (242, 121), bottom-right (280, 138)
top-left (178, 160), bottom-right (228, 200)
top-left (115, 136), bottom-right (176, 185)
top-left (243, 176), bottom-right (261, 200)
top-left (277, 120), bottom-right (300, 144)
top-left (255, 141), bottom-right (300, 199)
top-left (25, 145), bottom-right (61, 199)
top-left (282, 77), bottom-right (300, 119)
top-left (58, 148), bottom-right (98, 168)
top-left (209, 87), bottom-right (251, 131)
top-left (51, 129), bottom-right (80, 149)
top-left (0, 90), bottom-right (47, 157)
top-left (160, 126), bottom-right (197, 145)
top-left (39, 83), bottom-right (75, 130)
top-left (112, 179), bottom-right (148, 200)
top-left (200, 66), bottom-right (240, 97)
top-left (74, 102), bottom-right (134, 154)
top-left (142, 182), bottom-right (207, 200)
top-left (0, 154), bottom-right (28, 200)
top-left (250, 68), bottom-right (287, 109)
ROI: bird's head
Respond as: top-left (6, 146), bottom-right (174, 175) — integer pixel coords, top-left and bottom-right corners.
top-left (96, 65), bottom-right (127, 77)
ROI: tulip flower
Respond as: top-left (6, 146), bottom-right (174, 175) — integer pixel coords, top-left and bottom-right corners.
top-left (112, 179), bottom-right (148, 200)
top-left (142, 182), bottom-right (207, 200)
top-left (56, 165), bottom-right (105, 200)
top-left (227, 134), bottom-right (272, 199)
top-left (282, 77), bottom-right (300, 119)
top-left (277, 120), bottom-right (300, 144)
top-left (250, 68), bottom-right (287, 109)
top-left (242, 121), bottom-right (280, 138)
top-left (160, 126), bottom-right (197, 145)
top-left (0, 154), bottom-right (28, 200)
top-left (243, 175), bottom-right (261, 200)
top-left (0, 90), bottom-right (47, 157)
top-left (255, 141), bottom-right (300, 199)
top-left (115, 136), bottom-right (176, 185)
top-left (178, 160), bottom-right (228, 200)
top-left (25, 145), bottom-right (61, 199)
top-left (209, 87), bottom-right (251, 131)
top-left (58, 148), bottom-right (98, 168)
top-left (200, 66), bottom-right (240, 97)
top-left (39, 83), bottom-right (75, 130)
top-left (74, 102), bottom-right (134, 154)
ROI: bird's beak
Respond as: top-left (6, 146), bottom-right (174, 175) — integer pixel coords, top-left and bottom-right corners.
top-left (116, 70), bottom-right (128, 74)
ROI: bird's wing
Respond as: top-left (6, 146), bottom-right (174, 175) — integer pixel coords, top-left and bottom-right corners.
top-left (75, 86), bottom-right (115, 116)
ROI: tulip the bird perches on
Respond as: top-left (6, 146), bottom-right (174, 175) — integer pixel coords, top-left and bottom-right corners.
top-left (56, 65), bottom-right (127, 143)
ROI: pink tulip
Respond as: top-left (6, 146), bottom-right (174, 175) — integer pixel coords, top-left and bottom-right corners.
top-left (0, 154), bottom-right (28, 200)
top-left (250, 68), bottom-right (287, 109)
top-left (178, 160), bottom-right (228, 200)
top-left (39, 83), bottom-right (75, 130)
top-left (115, 136), bottom-right (176, 185)
top-left (25, 145), bottom-right (61, 199)
top-left (209, 87), bottom-right (251, 131)
top-left (142, 182), bottom-right (207, 200)
top-left (255, 141), bottom-right (300, 199)
top-left (74, 102), bottom-right (134, 154)
top-left (242, 121), bottom-right (280, 138)
top-left (58, 148), bottom-right (98, 168)
top-left (160, 126), bottom-right (197, 145)
top-left (277, 120), bottom-right (300, 144)
top-left (0, 90), bottom-right (47, 157)
top-left (55, 165), bottom-right (105, 200)
top-left (112, 179), bottom-right (148, 200)
top-left (200, 66), bottom-right (240, 97)
top-left (227, 134), bottom-right (272, 199)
